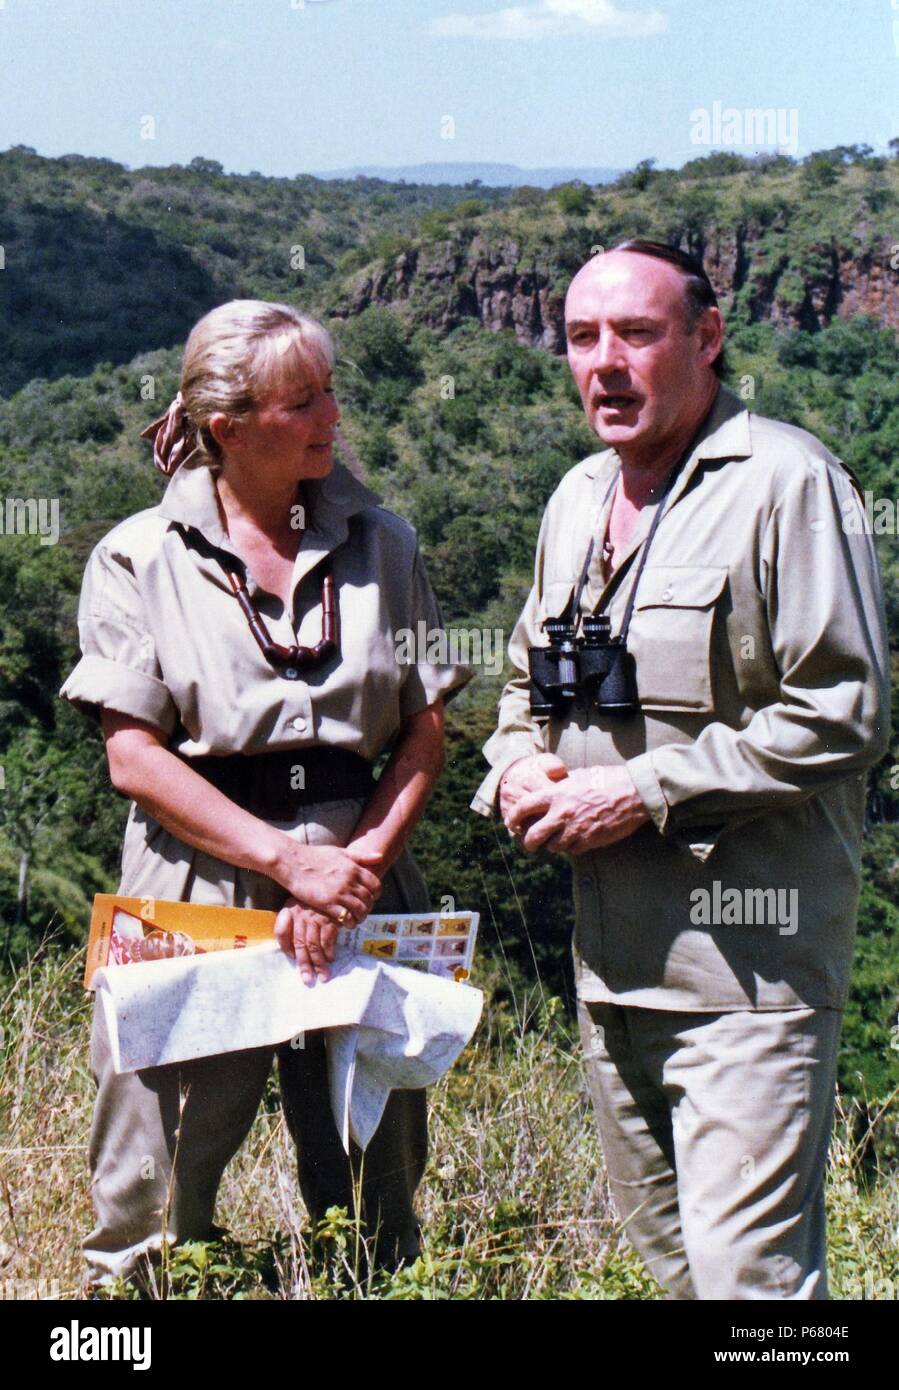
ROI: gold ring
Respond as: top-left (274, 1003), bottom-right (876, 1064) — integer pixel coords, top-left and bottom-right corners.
top-left (336, 907), bottom-right (349, 924)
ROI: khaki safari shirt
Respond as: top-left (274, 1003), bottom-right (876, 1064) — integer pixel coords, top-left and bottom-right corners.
top-left (472, 384), bottom-right (890, 1012)
top-left (60, 457), bottom-right (472, 908)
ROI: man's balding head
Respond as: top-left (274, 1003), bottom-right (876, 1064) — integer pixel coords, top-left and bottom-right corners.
top-left (568, 241), bottom-right (723, 378)
top-left (565, 243), bottom-right (725, 467)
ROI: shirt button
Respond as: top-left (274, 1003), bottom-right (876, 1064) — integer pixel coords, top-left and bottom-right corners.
top-left (582, 874), bottom-right (596, 891)
top-left (290, 716), bottom-right (307, 733)
top-left (661, 587), bottom-right (674, 602)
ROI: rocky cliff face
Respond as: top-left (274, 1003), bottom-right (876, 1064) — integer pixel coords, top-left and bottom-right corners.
top-left (701, 221), bottom-right (899, 333)
top-left (332, 223), bottom-right (899, 348)
top-left (332, 234), bottom-right (568, 351)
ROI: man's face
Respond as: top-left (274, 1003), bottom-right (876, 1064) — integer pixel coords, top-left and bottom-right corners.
top-left (565, 252), bottom-right (719, 460)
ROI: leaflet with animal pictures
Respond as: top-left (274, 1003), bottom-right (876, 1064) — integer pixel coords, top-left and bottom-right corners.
top-left (84, 894), bottom-right (478, 989)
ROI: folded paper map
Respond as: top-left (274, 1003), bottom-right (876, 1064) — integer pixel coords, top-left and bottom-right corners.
top-left (86, 895), bottom-right (483, 1149)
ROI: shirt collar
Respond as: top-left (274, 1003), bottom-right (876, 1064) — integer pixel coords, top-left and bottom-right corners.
top-left (581, 382), bottom-right (753, 482)
top-left (577, 383), bottom-right (754, 598)
top-left (157, 457), bottom-right (382, 559)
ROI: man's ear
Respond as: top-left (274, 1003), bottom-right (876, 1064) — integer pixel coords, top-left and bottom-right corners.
top-left (207, 411), bottom-right (241, 452)
top-left (697, 307), bottom-right (725, 368)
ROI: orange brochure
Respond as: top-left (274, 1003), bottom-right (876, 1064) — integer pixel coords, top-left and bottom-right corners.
top-left (84, 894), bottom-right (277, 988)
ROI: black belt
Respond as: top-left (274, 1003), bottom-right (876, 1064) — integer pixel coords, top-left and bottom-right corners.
top-left (174, 746), bottom-right (376, 820)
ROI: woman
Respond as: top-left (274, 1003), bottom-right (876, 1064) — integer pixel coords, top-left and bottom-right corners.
top-left (59, 299), bottom-right (472, 1290)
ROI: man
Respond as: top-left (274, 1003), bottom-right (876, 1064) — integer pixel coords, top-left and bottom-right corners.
top-left (471, 240), bottom-right (890, 1300)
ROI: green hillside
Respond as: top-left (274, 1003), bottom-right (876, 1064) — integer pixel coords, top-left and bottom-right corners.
top-left (1, 144), bottom-right (897, 1270)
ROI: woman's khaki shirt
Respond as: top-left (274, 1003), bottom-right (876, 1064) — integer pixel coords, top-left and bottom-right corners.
top-left (59, 458), bottom-right (472, 908)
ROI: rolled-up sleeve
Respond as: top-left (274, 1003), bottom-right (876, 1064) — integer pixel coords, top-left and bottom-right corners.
top-left (59, 542), bottom-right (178, 735)
top-left (627, 459), bottom-right (891, 842)
top-left (397, 546), bottom-right (475, 720)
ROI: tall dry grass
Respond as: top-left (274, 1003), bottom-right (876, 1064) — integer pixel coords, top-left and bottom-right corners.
top-left (0, 938), bottom-right (896, 1300)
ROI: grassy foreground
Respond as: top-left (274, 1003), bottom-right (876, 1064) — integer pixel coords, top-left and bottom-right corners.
top-left (1, 939), bottom-right (897, 1301)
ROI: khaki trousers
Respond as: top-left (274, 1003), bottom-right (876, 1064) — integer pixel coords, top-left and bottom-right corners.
top-left (577, 1002), bottom-right (843, 1300)
top-left (84, 1005), bottom-right (427, 1285)
top-left (84, 801), bottom-right (433, 1288)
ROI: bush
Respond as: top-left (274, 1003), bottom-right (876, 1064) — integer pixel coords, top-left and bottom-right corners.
top-left (775, 329), bottom-right (818, 368)
top-left (555, 184), bottom-right (592, 217)
top-left (424, 514), bottom-right (514, 619)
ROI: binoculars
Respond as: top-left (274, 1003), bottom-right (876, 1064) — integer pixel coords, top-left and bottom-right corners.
top-left (528, 614), bottom-right (639, 717)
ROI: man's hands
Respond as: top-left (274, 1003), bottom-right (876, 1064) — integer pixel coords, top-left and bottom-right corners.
top-left (498, 752), bottom-right (569, 823)
top-left (500, 757), bottom-right (651, 856)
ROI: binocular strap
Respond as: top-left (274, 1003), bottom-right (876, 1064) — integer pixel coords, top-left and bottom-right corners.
top-left (560, 403), bottom-right (716, 640)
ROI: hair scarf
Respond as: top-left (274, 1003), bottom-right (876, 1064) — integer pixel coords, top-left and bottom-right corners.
top-left (139, 392), bottom-right (199, 475)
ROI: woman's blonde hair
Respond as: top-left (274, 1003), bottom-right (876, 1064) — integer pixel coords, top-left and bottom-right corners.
top-left (180, 299), bottom-right (335, 463)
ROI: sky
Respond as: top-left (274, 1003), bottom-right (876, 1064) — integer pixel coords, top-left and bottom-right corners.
top-left (0, 0), bottom-right (895, 177)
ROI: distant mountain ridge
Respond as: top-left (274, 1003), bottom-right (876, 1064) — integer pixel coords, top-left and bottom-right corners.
top-left (310, 161), bottom-right (622, 188)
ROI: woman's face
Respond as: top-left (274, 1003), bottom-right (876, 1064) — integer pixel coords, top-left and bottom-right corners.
top-left (235, 366), bottom-right (341, 482)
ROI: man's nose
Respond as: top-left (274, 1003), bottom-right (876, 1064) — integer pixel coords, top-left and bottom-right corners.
top-left (591, 330), bottom-right (627, 375)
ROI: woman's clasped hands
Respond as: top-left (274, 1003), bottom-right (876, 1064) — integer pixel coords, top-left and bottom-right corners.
top-left (272, 840), bottom-right (383, 985)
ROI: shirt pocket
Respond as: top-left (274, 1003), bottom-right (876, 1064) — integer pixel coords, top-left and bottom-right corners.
top-left (627, 565), bottom-right (729, 713)
top-left (542, 579), bottom-right (578, 621)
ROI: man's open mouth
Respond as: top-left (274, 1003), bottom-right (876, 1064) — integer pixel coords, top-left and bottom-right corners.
top-left (595, 394), bottom-right (638, 410)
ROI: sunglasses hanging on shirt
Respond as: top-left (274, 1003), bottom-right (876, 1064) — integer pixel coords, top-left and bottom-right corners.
top-left (218, 556), bottom-right (339, 681)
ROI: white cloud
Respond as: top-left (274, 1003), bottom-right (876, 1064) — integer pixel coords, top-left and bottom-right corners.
top-left (431, 0), bottom-right (669, 41)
